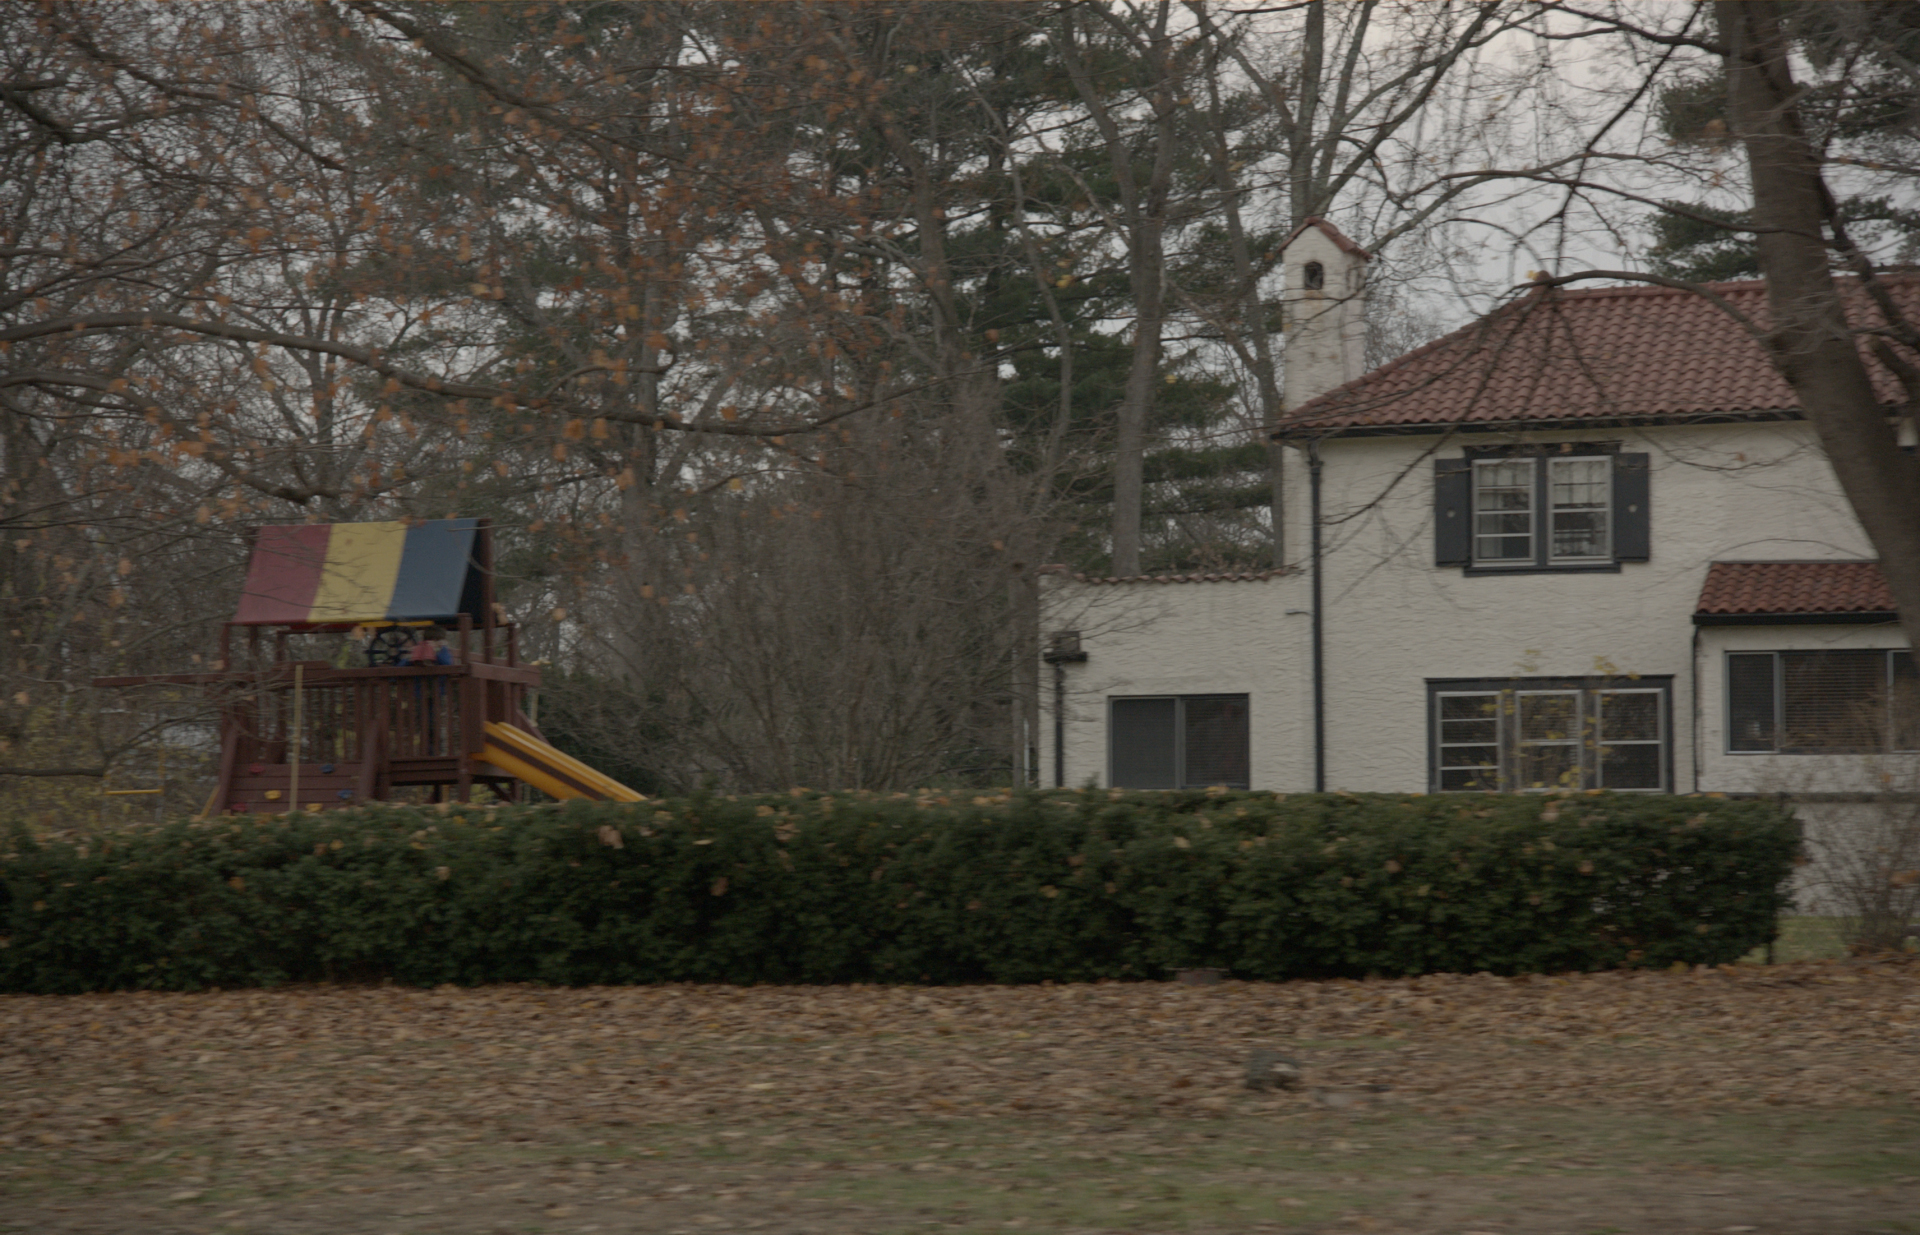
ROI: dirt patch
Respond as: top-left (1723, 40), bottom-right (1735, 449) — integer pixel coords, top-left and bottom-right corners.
top-left (4, 958), bottom-right (1918, 1233)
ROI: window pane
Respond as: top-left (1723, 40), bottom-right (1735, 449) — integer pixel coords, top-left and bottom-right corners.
top-left (1476, 534), bottom-right (1534, 561)
top-left (1477, 511), bottom-right (1533, 533)
top-left (1473, 460), bottom-right (1533, 562)
top-left (1518, 692), bottom-right (1579, 742)
top-left (1438, 692), bottom-right (1502, 791)
top-left (1477, 459), bottom-right (1534, 491)
top-left (1781, 651), bottom-right (1885, 751)
top-left (1548, 459), bottom-right (1609, 559)
top-left (1599, 743), bottom-right (1663, 789)
top-left (1441, 717), bottom-right (1497, 744)
top-left (1516, 692), bottom-right (1581, 790)
top-left (1517, 742), bottom-right (1580, 790)
top-left (1726, 653), bottom-right (1776, 752)
top-left (1183, 695), bottom-right (1250, 789)
top-left (1439, 757), bottom-right (1501, 791)
top-left (1598, 691), bottom-right (1660, 742)
top-left (1111, 698), bottom-right (1177, 789)
top-left (1549, 458), bottom-right (1608, 506)
top-left (1439, 693), bottom-right (1500, 743)
top-left (1597, 691), bottom-right (1663, 788)
top-left (1550, 509), bottom-right (1607, 559)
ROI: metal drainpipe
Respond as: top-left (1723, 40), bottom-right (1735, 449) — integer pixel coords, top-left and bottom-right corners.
top-left (1690, 623), bottom-right (1703, 794)
top-left (1310, 441), bottom-right (1326, 793)
top-left (1043, 633), bottom-right (1088, 788)
top-left (1053, 659), bottom-right (1067, 788)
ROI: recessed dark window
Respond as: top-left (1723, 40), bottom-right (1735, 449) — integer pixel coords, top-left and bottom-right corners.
top-left (1303, 261), bottom-right (1325, 291)
top-left (1110, 695), bottom-right (1249, 789)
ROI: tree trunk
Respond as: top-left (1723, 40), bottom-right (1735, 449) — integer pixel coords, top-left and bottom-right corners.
top-left (1112, 238), bottom-right (1165, 578)
top-left (1052, 2), bottom-right (1179, 578)
top-left (1720, 1), bottom-right (1920, 655)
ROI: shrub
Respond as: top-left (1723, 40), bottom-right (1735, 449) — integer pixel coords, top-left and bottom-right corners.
top-left (0, 790), bottom-right (1798, 993)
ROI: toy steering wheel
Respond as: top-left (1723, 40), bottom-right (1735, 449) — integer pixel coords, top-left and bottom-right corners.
top-left (364, 627), bottom-right (416, 667)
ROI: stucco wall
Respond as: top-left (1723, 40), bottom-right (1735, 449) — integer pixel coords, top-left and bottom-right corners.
top-left (1038, 575), bottom-right (1309, 790)
top-left (1048, 418), bottom-right (1896, 793)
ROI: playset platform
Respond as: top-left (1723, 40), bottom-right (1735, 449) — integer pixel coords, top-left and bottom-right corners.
top-left (96, 518), bottom-right (640, 813)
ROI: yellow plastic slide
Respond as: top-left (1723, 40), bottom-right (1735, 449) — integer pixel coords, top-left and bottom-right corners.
top-left (479, 721), bottom-right (645, 802)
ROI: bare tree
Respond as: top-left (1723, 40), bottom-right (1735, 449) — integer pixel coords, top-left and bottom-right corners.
top-left (1717, 0), bottom-right (1920, 656)
top-left (1507, 2), bottom-right (1920, 652)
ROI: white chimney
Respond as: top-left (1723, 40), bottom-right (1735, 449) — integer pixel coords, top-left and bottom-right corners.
top-left (1280, 217), bottom-right (1370, 411)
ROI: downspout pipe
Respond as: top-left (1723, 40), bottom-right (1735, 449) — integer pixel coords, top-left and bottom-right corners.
top-left (1690, 623), bottom-right (1703, 795)
top-left (1309, 441), bottom-right (1326, 793)
top-left (1042, 633), bottom-right (1088, 788)
top-left (1053, 659), bottom-right (1067, 788)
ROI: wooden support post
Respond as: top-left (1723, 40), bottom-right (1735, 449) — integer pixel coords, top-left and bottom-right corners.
top-left (289, 663), bottom-right (303, 813)
top-left (213, 710), bottom-right (242, 816)
top-left (475, 518), bottom-right (496, 662)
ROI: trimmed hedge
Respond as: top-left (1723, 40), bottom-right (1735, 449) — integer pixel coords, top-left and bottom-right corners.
top-left (0, 790), bottom-right (1798, 993)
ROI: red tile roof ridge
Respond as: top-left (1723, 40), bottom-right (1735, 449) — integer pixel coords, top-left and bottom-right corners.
top-left (1279, 273), bottom-right (1920, 435)
top-left (1695, 559), bottom-right (1895, 616)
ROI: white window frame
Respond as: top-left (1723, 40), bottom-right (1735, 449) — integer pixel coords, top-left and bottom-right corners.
top-left (1436, 690), bottom-right (1504, 791)
top-left (1595, 687), bottom-right (1666, 789)
top-left (1471, 455), bottom-right (1613, 567)
top-left (1429, 678), bottom-right (1669, 792)
top-left (1515, 688), bottom-right (1584, 791)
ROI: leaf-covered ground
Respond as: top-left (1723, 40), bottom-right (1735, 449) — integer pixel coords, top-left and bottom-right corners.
top-left (4, 958), bottom-right (1918, 1234)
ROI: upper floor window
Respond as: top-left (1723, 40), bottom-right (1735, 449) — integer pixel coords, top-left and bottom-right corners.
top-left (1435, 447), bottom-right (1649, 572)
top-left (1726, 649), bottom-right (1917, 753)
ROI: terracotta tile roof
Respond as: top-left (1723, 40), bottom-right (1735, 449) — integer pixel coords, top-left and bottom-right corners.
top-left (1284, 275), bottom-right (1920, 435)
top-left (1695, 560), bottom-right (1896, 618)
top-left (1038, 565), bottom-right (1290, 585)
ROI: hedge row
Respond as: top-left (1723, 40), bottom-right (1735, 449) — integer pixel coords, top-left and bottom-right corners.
top-left (0, 790), bottom-right (1799, 992)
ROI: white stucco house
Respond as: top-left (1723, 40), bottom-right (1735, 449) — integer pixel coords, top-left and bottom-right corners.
top-left (1040, 220), bottom-right (1917, 819)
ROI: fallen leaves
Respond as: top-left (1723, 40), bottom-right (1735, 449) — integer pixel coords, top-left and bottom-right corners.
top-left (0, 957), bottom-right (1915, 1174)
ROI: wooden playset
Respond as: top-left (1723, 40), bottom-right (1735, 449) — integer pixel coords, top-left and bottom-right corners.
top-left (96, 518), bottom-right (640, 813)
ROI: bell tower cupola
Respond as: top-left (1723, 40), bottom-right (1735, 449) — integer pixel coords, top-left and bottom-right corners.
top-left (1280, 217), bottom-right (1370, 411)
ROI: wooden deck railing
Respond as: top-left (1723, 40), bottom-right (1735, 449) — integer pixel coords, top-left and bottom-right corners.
top-left (97, 658), bottom-right (545, 810)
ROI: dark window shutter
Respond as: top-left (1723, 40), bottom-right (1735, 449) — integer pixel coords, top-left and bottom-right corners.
top-left (1110, 698), bottom-right (1177, 789)
top-left (1182, 695), bottom-right (1250, 788)
top-left (1613, 453), bottom-right (1651, 561)
top-left (1434, 458), bottom-right (1471, 566)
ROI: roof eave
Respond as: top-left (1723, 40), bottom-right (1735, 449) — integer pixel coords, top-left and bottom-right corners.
top-left (1692, 611), bottom-right (1901, 626)
top-left (1274, 408), bottom-right (1806, 441)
